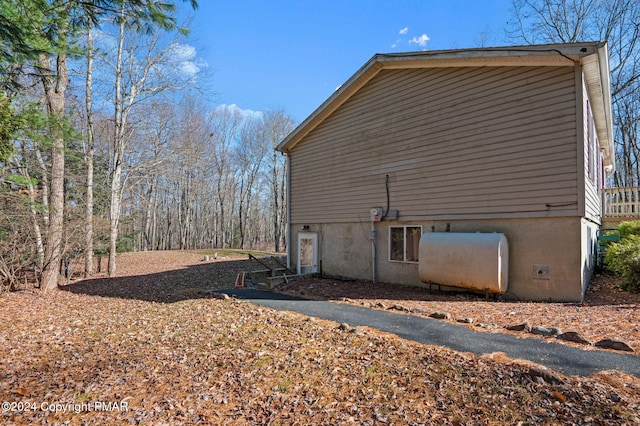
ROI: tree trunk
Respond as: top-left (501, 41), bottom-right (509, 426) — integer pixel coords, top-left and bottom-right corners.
top-left (238, 178), bottom-right (245, 249)
top-left (143, 182), bottom-right (154, 251)
top-left (108, 159), bottom-right (123, 276)
top-left (84, 21), bottom-right (95, 277)
top-left (39, 50), bottom-right (67, 291)
top-left (16, 145), bottom-right (44, 269)
top-left (151, 178), bottom-right (158, 249)
top-left (108, 10), bottom-right (126, 277)
top-left (34, 147), bottom-right (49, 229)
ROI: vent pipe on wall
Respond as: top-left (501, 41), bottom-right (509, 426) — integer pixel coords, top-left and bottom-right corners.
top-left (369, 207), bottom-right (382, 283)
top-left (371, 220), bottom-right (376, 283)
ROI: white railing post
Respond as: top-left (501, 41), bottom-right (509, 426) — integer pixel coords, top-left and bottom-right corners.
top-left (602, 186), bottom-right (640, 218)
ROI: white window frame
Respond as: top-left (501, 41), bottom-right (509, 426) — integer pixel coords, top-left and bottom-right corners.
top-left (389, 225), bottom-right (422, 263)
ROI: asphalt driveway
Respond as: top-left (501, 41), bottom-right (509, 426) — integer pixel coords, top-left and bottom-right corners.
top-left (222, 288), bottom-right (640, 378)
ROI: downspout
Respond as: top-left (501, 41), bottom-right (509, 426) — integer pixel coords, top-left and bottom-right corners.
top-left (284, 152), bottom-right (291, 270)
top-left (371, 219), bottom-right (377, 283)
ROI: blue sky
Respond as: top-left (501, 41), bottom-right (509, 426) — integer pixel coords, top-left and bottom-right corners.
top-left (184, 1), bottom-right (515, 122)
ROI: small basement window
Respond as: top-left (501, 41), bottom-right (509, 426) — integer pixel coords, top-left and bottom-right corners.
top-left (389, 226), bottom-right (422, 263)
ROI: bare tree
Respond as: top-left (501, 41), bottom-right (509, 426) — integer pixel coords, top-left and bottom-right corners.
top-left (235, 118), bottom-right (269, 249)
top-left (208, 106), bottom-right (242, 248)
top-left (0, 191), bottom-right (42, 291)
top-left (13, 142), bottom-right (45, 269)
top-left (103, 10), bottom-right (201, 276)
top-left (83, 20), bottom-right (96, 276)
top-left (263, 110), bottom-right (295, 252)
top-left (138, 101), bottom-right (175, 251)
top-left (111, 103), bottom-right (296, 254)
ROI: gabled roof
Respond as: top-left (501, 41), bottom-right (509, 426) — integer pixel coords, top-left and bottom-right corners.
top-left (277, 42), bottom-right (614, 174)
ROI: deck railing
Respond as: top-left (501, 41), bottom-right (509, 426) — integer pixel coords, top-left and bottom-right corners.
top-left (602, 186), bottom-right (640, 217)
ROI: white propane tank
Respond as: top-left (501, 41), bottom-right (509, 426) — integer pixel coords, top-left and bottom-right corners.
top-left (418, 232), bottom-right (508, 294)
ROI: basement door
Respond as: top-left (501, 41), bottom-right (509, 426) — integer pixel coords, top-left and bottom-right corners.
top-left (297, 232), bottom-right (318, 275)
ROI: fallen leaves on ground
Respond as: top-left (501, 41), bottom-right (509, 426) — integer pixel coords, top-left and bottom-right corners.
top-left (0, 251), bottom-right (638, 425)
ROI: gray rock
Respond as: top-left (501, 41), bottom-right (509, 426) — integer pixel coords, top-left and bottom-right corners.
top-left (429, 311), bottom-right (451, 320)
top-left (594, 339), bottom-right (634, 352)
top-left (557, 331), bottom-right (591, 345)
top-left (527, 367), bottom-right (565, 385)
top-left (531, 326), bottom-right (561, 336)
top-left (391, 304), bottom-right (410, 312)
top-left (475, 323), bottom-right (496, 329)
top-left (457, 317), bottom-right (474, 324)
top-left (506, 322), bottom-right (531, 332)
top-left (338, 323), bottom-right (351, 331)
top-left (609, 391), bottom-right (621, 402)
top-left (211, 292), bottom-right (231, 300)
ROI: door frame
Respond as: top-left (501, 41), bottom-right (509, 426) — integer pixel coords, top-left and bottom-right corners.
top-left (297, 232), bottom-right (319, 275)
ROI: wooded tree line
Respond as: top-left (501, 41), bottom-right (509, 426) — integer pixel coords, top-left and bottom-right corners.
top-left (118, 102), bottom-right (294, 255)
top-left (0, 0), bottom-right (295, 292)
top-left (1, 0), bottom-right (639, 292)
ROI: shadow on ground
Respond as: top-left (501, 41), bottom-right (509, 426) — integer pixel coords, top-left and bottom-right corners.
top-left (61, 259), bottom-right (253, 303)
top-left (61, 260), bottom-right (492, 305)
top-left (60, 253), bottom-right (637, 309)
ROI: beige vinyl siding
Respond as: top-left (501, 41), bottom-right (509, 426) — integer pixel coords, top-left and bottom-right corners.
top-left (582, 80), bottom-right (603, 224)
top-left (584, 155), bottom-right (602, 224)
top-left (289, 66), bottom-right (578, 223)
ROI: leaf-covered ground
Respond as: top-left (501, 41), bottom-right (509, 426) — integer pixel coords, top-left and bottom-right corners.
top-left (1, 251), bottom-right (639, 425)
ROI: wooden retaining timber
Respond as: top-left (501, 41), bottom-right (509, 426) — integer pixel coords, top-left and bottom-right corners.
top-left (234, 254), bottom-right (297, 289)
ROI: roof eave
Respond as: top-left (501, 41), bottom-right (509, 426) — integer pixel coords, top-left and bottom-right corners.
top-left (276, 57), bottom-right (384, 153)
top-left (581, 43), bottom-right (615, 175)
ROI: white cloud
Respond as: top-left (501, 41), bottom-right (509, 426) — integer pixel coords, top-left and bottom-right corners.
top-left (169, 42), bottom-right (196, 61)
top-left (167, 42), bottom-right (208, 78)
top-left (409, 34), bottom-right (430, 48)
top-left (215, 104), bottom-right (263, 119)
top-left (178, 61), bottom-right (199, 76)
top-left (391, 38), bottom-right (401, 48)
top-left (399, 27), bottom-right (409, 35)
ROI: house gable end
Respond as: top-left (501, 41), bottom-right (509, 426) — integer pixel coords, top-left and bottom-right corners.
top-left (277, 43), bottom-right (613, 175)
top-left (288, 64), bottom-right (579, 223)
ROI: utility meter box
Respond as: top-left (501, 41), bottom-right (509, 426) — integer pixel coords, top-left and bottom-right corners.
top-left (370, 207), bottom-right (383, 222)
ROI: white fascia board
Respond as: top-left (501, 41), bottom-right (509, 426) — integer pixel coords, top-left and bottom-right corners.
top-left (581, 43), bottom-right (615, 174)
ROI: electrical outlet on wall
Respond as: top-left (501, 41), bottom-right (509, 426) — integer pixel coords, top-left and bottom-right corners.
top-left (532, 264), bottom-right (550, 280)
